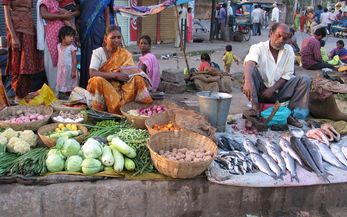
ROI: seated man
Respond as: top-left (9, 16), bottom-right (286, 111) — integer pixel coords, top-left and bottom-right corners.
top-left (301, 27), bottom-right (335, 70)
top-left (87, 26), bottom-right (153, 114)
top-left (243, 23), bottom-right (311, 128)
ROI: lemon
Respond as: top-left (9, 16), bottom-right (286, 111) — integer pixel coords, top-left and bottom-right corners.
top-left (58, 124), bottom-right (65, 129)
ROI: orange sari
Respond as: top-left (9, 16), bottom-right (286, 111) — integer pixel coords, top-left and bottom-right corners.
top-left (0, 75), bottom-right (9, 110)
top-left (87, 47), bottom-right (153, 114)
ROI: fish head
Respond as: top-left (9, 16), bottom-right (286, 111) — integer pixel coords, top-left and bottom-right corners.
top-left (291, 128), bottom-right (305, 138)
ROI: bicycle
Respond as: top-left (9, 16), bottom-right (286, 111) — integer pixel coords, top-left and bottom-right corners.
top-left (232, 15), bottom-right (252, 41)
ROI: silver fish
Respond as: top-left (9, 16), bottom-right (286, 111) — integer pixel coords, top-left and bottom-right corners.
top-left (301, 137), bottom-right (325, 174)
top-left (290, 136), bottom-right (329, 182)
top-left (265, 141), bottom-right (286, 174)
top-left (331, 144), bottom-right (347, 167)
top-left (312, 140), bottom-right (347, 170)
top-left (250, 153), bottom-right (277, 179)
top-left (256, 139), bottom-right (268, 153)
top-left (290, 128), bottom-right (305, 138)
top-left (281, 151), bottom-right (299, 182)
top-left (262, 152), bottom-right (283, 178)
top-left (243, 139), bottom-right (259, 154)
top-left (279, 137), bottom-right (303, 166)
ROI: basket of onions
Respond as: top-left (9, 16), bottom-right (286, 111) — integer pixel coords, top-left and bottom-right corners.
top-left (0, 105), bottom-right (53, 131)
top-left (120, 101), bottom-right (177, 129)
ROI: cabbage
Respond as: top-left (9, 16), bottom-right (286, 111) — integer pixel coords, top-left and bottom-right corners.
top-left (46, 154), bottom-right (65, 172)
top-left (81, 158), bottom-right (102, 175)
top-left (81, 138), bottom-right (103, 159)
top-left (65, 155), bottom-right (83, 172)
top-left (61, 139), bottom-right (81, 157)
top-left (48, 149), bottom-right (66, 159)
top-left (56, 136), bottom-right (69, 149)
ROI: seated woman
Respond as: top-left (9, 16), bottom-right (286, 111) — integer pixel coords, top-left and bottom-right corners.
top-left (329, 40), bottom-right (347, 64)
top-left (87, 26), bottom-right (153, 114)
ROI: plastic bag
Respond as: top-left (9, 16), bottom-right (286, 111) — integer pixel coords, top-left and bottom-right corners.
top-left (19, 84), bottom-right (57, 106)
top-left (261, 106), bottom-right (291, 126)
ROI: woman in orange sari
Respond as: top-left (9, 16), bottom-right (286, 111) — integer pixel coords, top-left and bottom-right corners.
top-left (87, 26), bottom-right (153, 114)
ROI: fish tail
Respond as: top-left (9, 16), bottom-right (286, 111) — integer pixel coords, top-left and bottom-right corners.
top-left (292, 175), bottom-right (300, 183)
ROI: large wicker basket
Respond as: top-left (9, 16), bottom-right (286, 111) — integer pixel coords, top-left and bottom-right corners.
top-left (0, 105), bottom-right (53, 131)
top-left (38, 123), bottom-right (89, 148)
top-left (147, 131), bottom-right (218, 179)
top-left (120, 101), bottom-right (177, 129)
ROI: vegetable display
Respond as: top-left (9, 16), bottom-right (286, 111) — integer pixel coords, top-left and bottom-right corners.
top-left (0, 128), bottom-right (37, 155)
top-left (52, 111), bottom-right (84, 123)
top-left (0, 108), bottom-right (48, 124)
top-left (128, 105), bottom-right (167, 117)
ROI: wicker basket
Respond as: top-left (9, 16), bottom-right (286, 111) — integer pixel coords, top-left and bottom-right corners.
top-left (51, 100), bottom-right (87, 112)
top-left (38, 123), bottom-right (89, 148)
top-left (120, 101), bottom-right (177, 129)
top-left (51, 110), bottom-right (85, 124)
top-left (145, 111), bottom-right (172, 135)
top-left (336, 98), bottom-right (347, 114)
top-left (0, 105), bottom-right (53, 131)
top-left (147, 131), bottom-right (218, 179)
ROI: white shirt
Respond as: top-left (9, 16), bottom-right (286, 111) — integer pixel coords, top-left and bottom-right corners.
top-left (227, 6), bottom-right (233, 16)
top-left (271, 7), bottom-right (280, 22)
top-left (320, 12), bottom-right (331, 26)
top-left (89, 47), bottom-right (108, 70)
top-left (251, 8), bottom-right (263, 23)
top-left (244, 40), bottom-right (295, 87)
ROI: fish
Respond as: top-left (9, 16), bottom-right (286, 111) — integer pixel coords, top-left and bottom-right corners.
top-left (243, 139), bottom-right (259, 154)
top-left (262, 152), bottom-right (283, 179)
top-left (256, 139), bottom-right (268, 153)
top-left (215, 151), bottom-right (254, 175)
top-left (290, 128), bottom-right (305, 138)
top-left (281, 151), bottom-right (299, 182)
top-left (249, 153), bottom-right (278, 179)
top-left (265, 141), bottom-right (286, 174)
top-left (218, 136), bottom-right (235, 151)
top-left (342, 146), bottom-right (347, 159)
top-left (279, 137), bottom-right (303, 166)
top-left (301, 137), bottom-right (325, 174)
top-left (290, 136), bottom-right (329, 182)
top-left (306, 129), bottom-right (330, 146)
top-left (330, 144), bottom-right (347, 167)
top-left (312, 140), bottom-right (347, 170)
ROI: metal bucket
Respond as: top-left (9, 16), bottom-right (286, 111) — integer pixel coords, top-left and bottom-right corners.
top-left (197, 91), bottom-right (232, 132)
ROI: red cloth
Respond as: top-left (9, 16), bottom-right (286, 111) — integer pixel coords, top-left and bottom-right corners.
top-left (300, 36), bottom-right (322, 69)
top-left (187, 13), bottom-right (193, 42)
top-left (299, 15), bottom-right (306, 32)
top-left (59, 0), bottom-right (75, 8)
top-left (198, 61), bottom-right (211, 71)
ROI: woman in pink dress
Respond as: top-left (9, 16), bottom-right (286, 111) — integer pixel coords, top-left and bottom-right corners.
top-left (187, 7), bottom-right (193, 43)
top-left (39, 0), bottom-right (74, 90)
top-left (137, 35), bottom-right (160, 91)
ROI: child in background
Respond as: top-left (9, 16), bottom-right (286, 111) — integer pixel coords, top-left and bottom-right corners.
top-left (137, 35), bottom-right (161, 91)
top-left (56, 26), bottom-right (78, 99)
top-left (198, 53), bottom-right (212, 71)
top-left (222, 44), bottom-right (240, 73)
top-left (59, 0), bottom-right (79, 30)
top-left (320, 40), bottom-right (329, 62)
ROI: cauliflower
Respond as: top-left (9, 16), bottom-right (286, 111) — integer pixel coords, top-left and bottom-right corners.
top-left (0, 134), bottom-right (7, 145)
top-left (7, 137), bottom-right (30, 155)
top-left (19, 130), bottom-right (37, 147)
top-left (1, 128), bottom-right (19, 140)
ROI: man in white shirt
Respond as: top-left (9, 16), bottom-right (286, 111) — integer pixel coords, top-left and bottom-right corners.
top-left (243, 23), bottom-right (311, 127)
top-left (175, 4), bottom-right (187, 48)
top-left (271, 3), bottom-right (280, 23)
top-left (320, 8), bottom-right (332, 27)
top-left (251, 5), bottom-right (263, 36)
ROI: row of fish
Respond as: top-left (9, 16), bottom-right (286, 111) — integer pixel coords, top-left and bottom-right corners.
top-left (216, 129), bottom-right (347, 183)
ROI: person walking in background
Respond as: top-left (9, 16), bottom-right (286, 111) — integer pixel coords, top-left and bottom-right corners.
top-left (251, 5), bottom-right (262, 36)
top-left (3, 0), bottom-right (44, 100)
top-left (79, 0), bottom-right (115, 88)
top-left (38, 0), bottom-right (74, 91)
top-left (293, 10), bottom-right (300, 32)
top-left (216, 3), bottom-right (227, 40)
top-left (223, 44), bottom-right (240, 74)
top-left (300, 10), bottom-right (306, 32)
top-left (187, 7), bottom-right (193, 43)
top-left (271, 3), bottom-right (280, 24)
top-left (175, 4), bottom-right (187, 47)
top-left (137, 35), bottom-right (161, 91)
top-left (314, 4), bottom-right (323, 24)
top-left (56, 26), bottom-right (78, 99)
